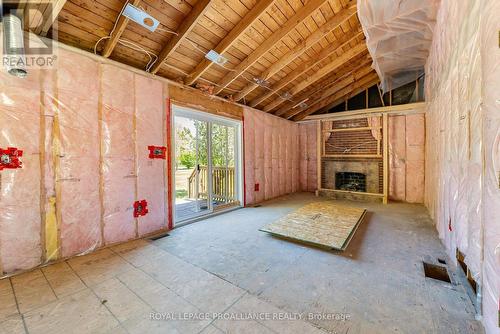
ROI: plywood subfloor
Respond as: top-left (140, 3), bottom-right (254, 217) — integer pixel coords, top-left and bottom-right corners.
top-left (259, 201), bottom-right (366, 250)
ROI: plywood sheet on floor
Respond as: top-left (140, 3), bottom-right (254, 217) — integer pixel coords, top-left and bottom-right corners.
top-left (260, 202), bottom-right (366, 250)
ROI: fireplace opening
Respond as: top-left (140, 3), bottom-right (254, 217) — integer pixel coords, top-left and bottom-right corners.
top-left (335, 172), bottom-right (367, 192)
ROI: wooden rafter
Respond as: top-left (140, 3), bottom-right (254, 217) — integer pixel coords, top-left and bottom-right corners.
top-left (292, 72), bottom-right (380, 120)
top-left (213, 0), bottom-right (330, 95)
top-left (275, 56), bottom-right (372, 117)
top-left (184, 0), bottom-right (276, 86)
top-left (101, 0), bottom-right (141, 58)
top-left (232, 2), bottom-right (357, 102)
top-left (263, 42), bottom-right (367, 112)
top-left (38, 0), bottom-right (68, 36)
top-left (150, 0), bottom-right (213, 74)
top-left (249, 28), bottom-right (363, 109)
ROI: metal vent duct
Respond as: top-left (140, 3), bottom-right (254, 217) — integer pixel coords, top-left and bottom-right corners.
top-left (3, 13), bottom-right (28, 78)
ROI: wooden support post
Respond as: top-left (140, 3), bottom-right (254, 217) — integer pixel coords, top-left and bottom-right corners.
top-left (382, 113), bottom-right (389, 204)
top-left (316, 120), bottom-right (322, 196)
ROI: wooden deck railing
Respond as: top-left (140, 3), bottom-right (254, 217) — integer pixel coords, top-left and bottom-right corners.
top-left (188, 166), bottom-right (236, 203)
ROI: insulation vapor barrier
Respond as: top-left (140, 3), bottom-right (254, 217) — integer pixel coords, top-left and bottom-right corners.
top-left (425, 0), bottom-right (500, 332)
top-left (0, 49), bottom-right (168, 277)
top-left (357, 0), bottom-right (440, 92)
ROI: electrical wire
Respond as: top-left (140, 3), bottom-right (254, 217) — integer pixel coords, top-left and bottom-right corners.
top-left (91, 0), bottom-right (297, 105)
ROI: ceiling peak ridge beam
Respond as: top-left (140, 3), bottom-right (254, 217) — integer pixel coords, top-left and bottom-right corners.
top-left (274, 55), bottom-right (372, 117)
top-left (150, 0), bottom-right (212, 74)
top-left (184, 0), bottom-right (276, 86)
top-left (280, 62), bottom-right (374, 119)
top-left (102, 0), bottom-right (142, 58)
top-left (292, 72), bottom-right (380, 120)
top-left (262, 41), bottom-right (367, 113)
top-left (232, 2), bottom-right (357, 102)
top-left (249, 28), bottom-right (363, 109)
top-left (212, 0), bottom-right (330, 95)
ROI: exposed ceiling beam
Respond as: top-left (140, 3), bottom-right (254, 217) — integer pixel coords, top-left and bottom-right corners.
top-left (292, 72), bottom-right (380, 120)
top-left (280, 63), bottom-right (374, 119)
top-left (212, 0), bottom-right (329, 95)
top-left (249, 29), bottom-right (363, 109)
top-left (150, 0), bottom-right (212, 74)
top-left (262, 42), bottom-right (367, 112)
top-left (232, 2), bottom-right (357, 102)
top-left (274, 55), bottom-right (371, 116)
top-left (101, 0), bottom-right (141, 58)
top-left (184, 0), bottom-right (276, 86)
top-left (38, 0), bottom-right (68, 37)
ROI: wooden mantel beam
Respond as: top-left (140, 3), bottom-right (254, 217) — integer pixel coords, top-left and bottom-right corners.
top-left (213, 0), bottom-right (329, 95)
top-left (150, 0), bottom-right (212, 74)
top-left (184, 0), bottom-right (276, 86)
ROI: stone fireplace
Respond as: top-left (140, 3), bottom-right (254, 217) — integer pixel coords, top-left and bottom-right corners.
top-left (322, 159), bottom-right (382, 194)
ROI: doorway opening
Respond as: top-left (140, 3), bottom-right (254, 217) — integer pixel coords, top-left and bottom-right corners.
top-left (172, 105), bottom-right (242, 224)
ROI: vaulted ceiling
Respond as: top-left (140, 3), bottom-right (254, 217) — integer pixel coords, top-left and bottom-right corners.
top-left (17, 0), bottom-right (379, 121)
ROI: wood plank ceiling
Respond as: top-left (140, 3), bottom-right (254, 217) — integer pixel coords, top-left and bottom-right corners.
top-left (21, 0), bottom-right (379, 121)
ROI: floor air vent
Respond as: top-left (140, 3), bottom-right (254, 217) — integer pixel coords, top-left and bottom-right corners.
top-left (423, 262), bottom-right (451, 283)
top-left (150, 233), bottom-right (170, 241)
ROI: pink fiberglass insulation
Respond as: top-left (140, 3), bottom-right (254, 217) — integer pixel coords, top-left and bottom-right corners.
top-left (298, 124), bottom-right (309, 191)
top-left (135, 74), bottom-right (167, 236)
top-left (388, 114), bottom-right (425, 203)
top-left (298, 123), bottom-right (318, 192)
top-left (243, 108), bottom-right (300, 205)
top-left (305, 123), bottom-right (318, 192)
top-left (56, 50), bottom-right (101, 257)
top-left (243, 110), bottom-right (255, 205)
top-left (388, 116), bottom-right (407, 201)
top-left (426, 0), bottom-right (500, 332)
top-left (0, 69), bottom-right (42, 273)
top-left (101, 65), bottom-right (136, 244)
top-left (405, 114), bottom-right (425, 203)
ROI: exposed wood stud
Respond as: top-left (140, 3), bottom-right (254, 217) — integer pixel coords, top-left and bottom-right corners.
top-left (316, 120), bottom-right (322, 195)
top-left (382, 113), bottom-right (389, 204)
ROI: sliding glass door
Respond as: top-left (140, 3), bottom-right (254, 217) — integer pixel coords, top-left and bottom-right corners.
top-left (173, 106), bottom-right (241, 224)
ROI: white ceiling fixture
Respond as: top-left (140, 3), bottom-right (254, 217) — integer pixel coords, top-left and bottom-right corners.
top-left (122, 3), bottom-right (159, 32)
top-left (205, 50), bottom-right (228, 66)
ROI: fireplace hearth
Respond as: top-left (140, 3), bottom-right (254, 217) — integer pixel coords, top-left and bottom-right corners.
top-left (335, 172), bottom-right (367, 192)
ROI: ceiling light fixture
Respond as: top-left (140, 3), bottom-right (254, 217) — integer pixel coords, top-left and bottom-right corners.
top-left (253, 77), bottom-right (269, 87)
top-left (205, 50), bottom-right (228, 65)
top-left (122, 4), bottom-right (159, 32)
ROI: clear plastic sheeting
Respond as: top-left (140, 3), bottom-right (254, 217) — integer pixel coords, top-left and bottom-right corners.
top-left (425, 0), bottom-right (500, 332)
top-left (357, 0), bottom-right (440, 92)
top-left (0, 48), bottom-right (168, 277)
